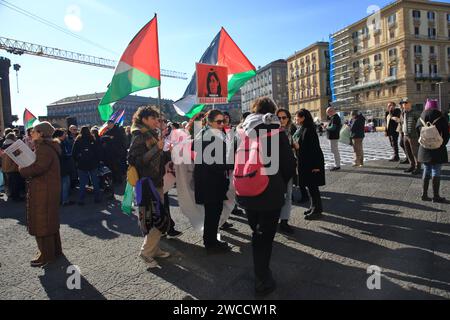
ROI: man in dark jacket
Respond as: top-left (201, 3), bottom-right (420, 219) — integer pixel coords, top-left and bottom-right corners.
top-left (103, 121), bottom-right (127, 185)
top-left (399, 98), bottom-right (421, 174)
top-left (53, 129), bottom-right (75, 206)
top-left (385, 102), bottom-right (401, 161)
top-left (236, 97), bottom-right (296, 297)
top-left (416, 100), bottom-right (449, 203)
top-left (326, 106), bottom-right (342, 171)
top-left (350, 110), bottom-right (366, 167)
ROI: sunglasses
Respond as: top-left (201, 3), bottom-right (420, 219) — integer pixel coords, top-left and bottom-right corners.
top-left (214, 120), bottom-right (225, 125)
top-left (278, 116), bottom-right (288, 120)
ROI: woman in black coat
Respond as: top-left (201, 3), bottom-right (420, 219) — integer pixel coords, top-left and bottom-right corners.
top-left (72, 126), bottom-right (102, 205)
top-left (416, 102), bottom-right (449, 203)
top-left (193, 110), bottom-right (232, 254)
top-left (293, 109), bottom-right (326, 220)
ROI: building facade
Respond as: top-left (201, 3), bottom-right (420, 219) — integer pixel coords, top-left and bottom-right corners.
top-left (330, 0), bottom-right (450, 122)
top-left (240, 59), bottom-right (288, 113)
top-left (287, 42), bottom-right (331, 120)
top-left (47, 93), bottom-right (173, 126)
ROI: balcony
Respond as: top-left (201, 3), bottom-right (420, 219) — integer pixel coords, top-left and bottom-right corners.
top-left (362, 33), bottom-right (370, 40)
top-left (373, 28), bottom-right (381, 36)
top-left (349, 80), bottom-right (381, 92)
top-left (384, 75), bottom-right (398, 84)
top-left (415, 73), bottom-right (442, 82)
top-left (388, 21), bottom-right (397, 29)
top-left (429, 53), bottom-right (437, 60)
top-left (413, 17), bottom-right (421, 26)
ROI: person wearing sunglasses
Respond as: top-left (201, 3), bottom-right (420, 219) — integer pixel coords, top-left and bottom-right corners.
top-left (193, 109), bottom-right (233, 254)
top-left (276, 108), bottom-right (297, 234)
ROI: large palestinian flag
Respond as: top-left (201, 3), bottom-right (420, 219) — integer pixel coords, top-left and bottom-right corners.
top-left (174, 28), bottom-right (256, 118)
top-left (98, 15), bottom-right (160, 121)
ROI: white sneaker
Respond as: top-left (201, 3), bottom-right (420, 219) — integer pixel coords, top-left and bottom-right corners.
top-left (139, 253), bottom-right (159, 268)
top-left (155, 249), bottom-right (171, 259)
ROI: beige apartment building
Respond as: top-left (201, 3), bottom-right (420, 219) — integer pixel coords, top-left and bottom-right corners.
top-left (287, 42), bottom-right (331, 120)
top-left (330, 0), bottom-right (450, 123)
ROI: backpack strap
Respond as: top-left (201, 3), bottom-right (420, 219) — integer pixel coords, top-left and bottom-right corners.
top-left (432, 116), bottom-right (442, 126)
top-left (419, 118), bottom-right (427, 127)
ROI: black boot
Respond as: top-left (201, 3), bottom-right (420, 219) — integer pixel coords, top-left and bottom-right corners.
top-left (432, 177), bottom-right (446, 203)
top-left (279, 220), bottom-right (294, 234)
top-left (305, 191), bottom-right (323, 221)
top-left (421, 177), bottom-right (431, 201)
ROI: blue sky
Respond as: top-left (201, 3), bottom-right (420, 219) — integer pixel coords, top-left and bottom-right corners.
top-left (0, 0), bottom-right (393, 123)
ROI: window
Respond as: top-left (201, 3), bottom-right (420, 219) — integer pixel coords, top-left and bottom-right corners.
top-left (392, 86), bottom-right (397, 94)
top-left (389, 48), bottom-right (397, 57)
top-left (390, 30), bottom-right (395, 39)
top-left (414, 27), bottom-right (420, 36)
top-left (430, 46), bottom-right (435, 54)
top-left (377, 90), bottom-right (381, 98)
top-left (431, 83), bottom-right (436, 92)
top-left (416, 83), bottom-right (421, 92)
top-left (362, 27), bottom-right (369, 36)
top-left (388, 14), bottom-right (396, 24)
top-left (353, 61), bottom-right (360, 69)
top-left (414, 45), bottom-right (422, 54)
top-left (354, 46), bottom-right (358, 53)
top-left (415, 64), bottom-right (423, 75)
top-left (413, 10), bottom-right (421, 19)
top-left (363, 58), bottom-right (370, 65)
top-left (352, 31), bottom-right (359, 39)
top-left (428, 28), bottom-right (436, 39)
top-left (448, 14), bottom-right (450, 22)
top-left (427, 11), bottom-right (435, 20)
top-left (374, 53), bottom-right (382, 61)
top-left (389, 66), bottom-right (397, 77)
top-left (429, 64), bottom-right (438, 75)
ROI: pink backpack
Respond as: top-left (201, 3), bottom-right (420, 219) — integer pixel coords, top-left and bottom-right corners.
top-left (233, 128), bottom-right (279, 197)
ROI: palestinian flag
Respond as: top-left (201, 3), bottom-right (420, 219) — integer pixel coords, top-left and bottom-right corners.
top-left (23, 108), bottom-right (37, 130)
top-left (98, 15), bottom-right (160, 121)
top-left (174, 27), bottom-right (256, 118)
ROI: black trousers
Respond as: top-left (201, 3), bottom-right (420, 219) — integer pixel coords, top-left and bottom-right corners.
top-left (389, 132), bottom-right (399, 157)
top-left (164, 192), bottom-right (176, 232)
top-left (7, 172), bottom-right (24, 200)
top-left (203, 202), bottom-right (223, 247)
top-left (307, 185), bottom-right (322, 212)
top-left (246, 209), bottom-right (281, 281)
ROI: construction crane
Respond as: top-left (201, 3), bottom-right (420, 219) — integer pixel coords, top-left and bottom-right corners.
top-left (0, 36), bottom-right (188, 80)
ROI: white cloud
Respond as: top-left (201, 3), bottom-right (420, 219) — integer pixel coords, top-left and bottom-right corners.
top-left (64, 5), bottom-right (83, 32)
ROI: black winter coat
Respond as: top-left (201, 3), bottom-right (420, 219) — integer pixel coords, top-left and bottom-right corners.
top-left (416, 109), bottom-right (449, 164)
top-left (385, 108), bottom-right (401, 136)
top-left (236, 123), bottom-right (296, 211)
top-left (351, 114), bottom-right (366, 139)
top-left (72, 138), bottom-right (101, 171)
top-left (327, 114), bottom-right (342, 140)
top-left (193, 127), bottom-right (232, 205)
top-left (296, 125), bottom-right (325, 187)
top-left (59, 139), bottom-right (73, 176)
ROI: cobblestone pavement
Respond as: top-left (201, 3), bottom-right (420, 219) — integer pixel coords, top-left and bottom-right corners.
top-left (1, 144), bottom-right (449, 300)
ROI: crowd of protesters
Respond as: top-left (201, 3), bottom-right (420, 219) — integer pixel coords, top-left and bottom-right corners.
top-left (0, 94), bottom-right (448, 297)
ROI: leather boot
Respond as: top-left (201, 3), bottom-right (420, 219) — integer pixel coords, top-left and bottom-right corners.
top-left (432, 177), bottom-right (446, 203)
top-left (421, 177), bottom-right (431, 201)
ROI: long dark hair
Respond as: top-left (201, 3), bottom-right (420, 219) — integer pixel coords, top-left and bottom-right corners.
top-left (206, 71), bottom-right (221, 97)
top-left (296, 109), bottom-right (315, 128)
top-left (76, 126), bottom-right (94, 142)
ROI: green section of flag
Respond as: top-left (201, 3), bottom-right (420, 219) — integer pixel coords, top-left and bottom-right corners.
top-left (227, 70), bottom-right (257, 100)
top-left (185, 104), bottom-right (206, 119)
top-left (25, 119), bottom-right (36, 130)
top-left (98, 68), bottom-right (160, 121)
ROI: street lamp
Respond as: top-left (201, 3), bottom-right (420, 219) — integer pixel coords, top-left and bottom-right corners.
top-left (437, 82), bottom-right (443, 111)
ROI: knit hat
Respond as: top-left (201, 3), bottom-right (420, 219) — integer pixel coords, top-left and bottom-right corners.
top-left (424, 99), bottom-right (439, 110)
top-left (33, 121), bottom-right (55, 139)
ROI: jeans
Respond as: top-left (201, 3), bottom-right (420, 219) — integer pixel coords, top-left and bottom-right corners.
top-left (422, 164), bottom-right (442, 178)
top-left (329, 139), bottom-right (341, 167)
top-left (246, 209), bottom-right (281, 281)
top-left (280, 178), bottom-right (293, 220)
top-left (78, 169), bottom-right (100, 202)
top-left (203, 202), bottom-right (224, 247)
top-left (61, 175), bottom-right (71, 204)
